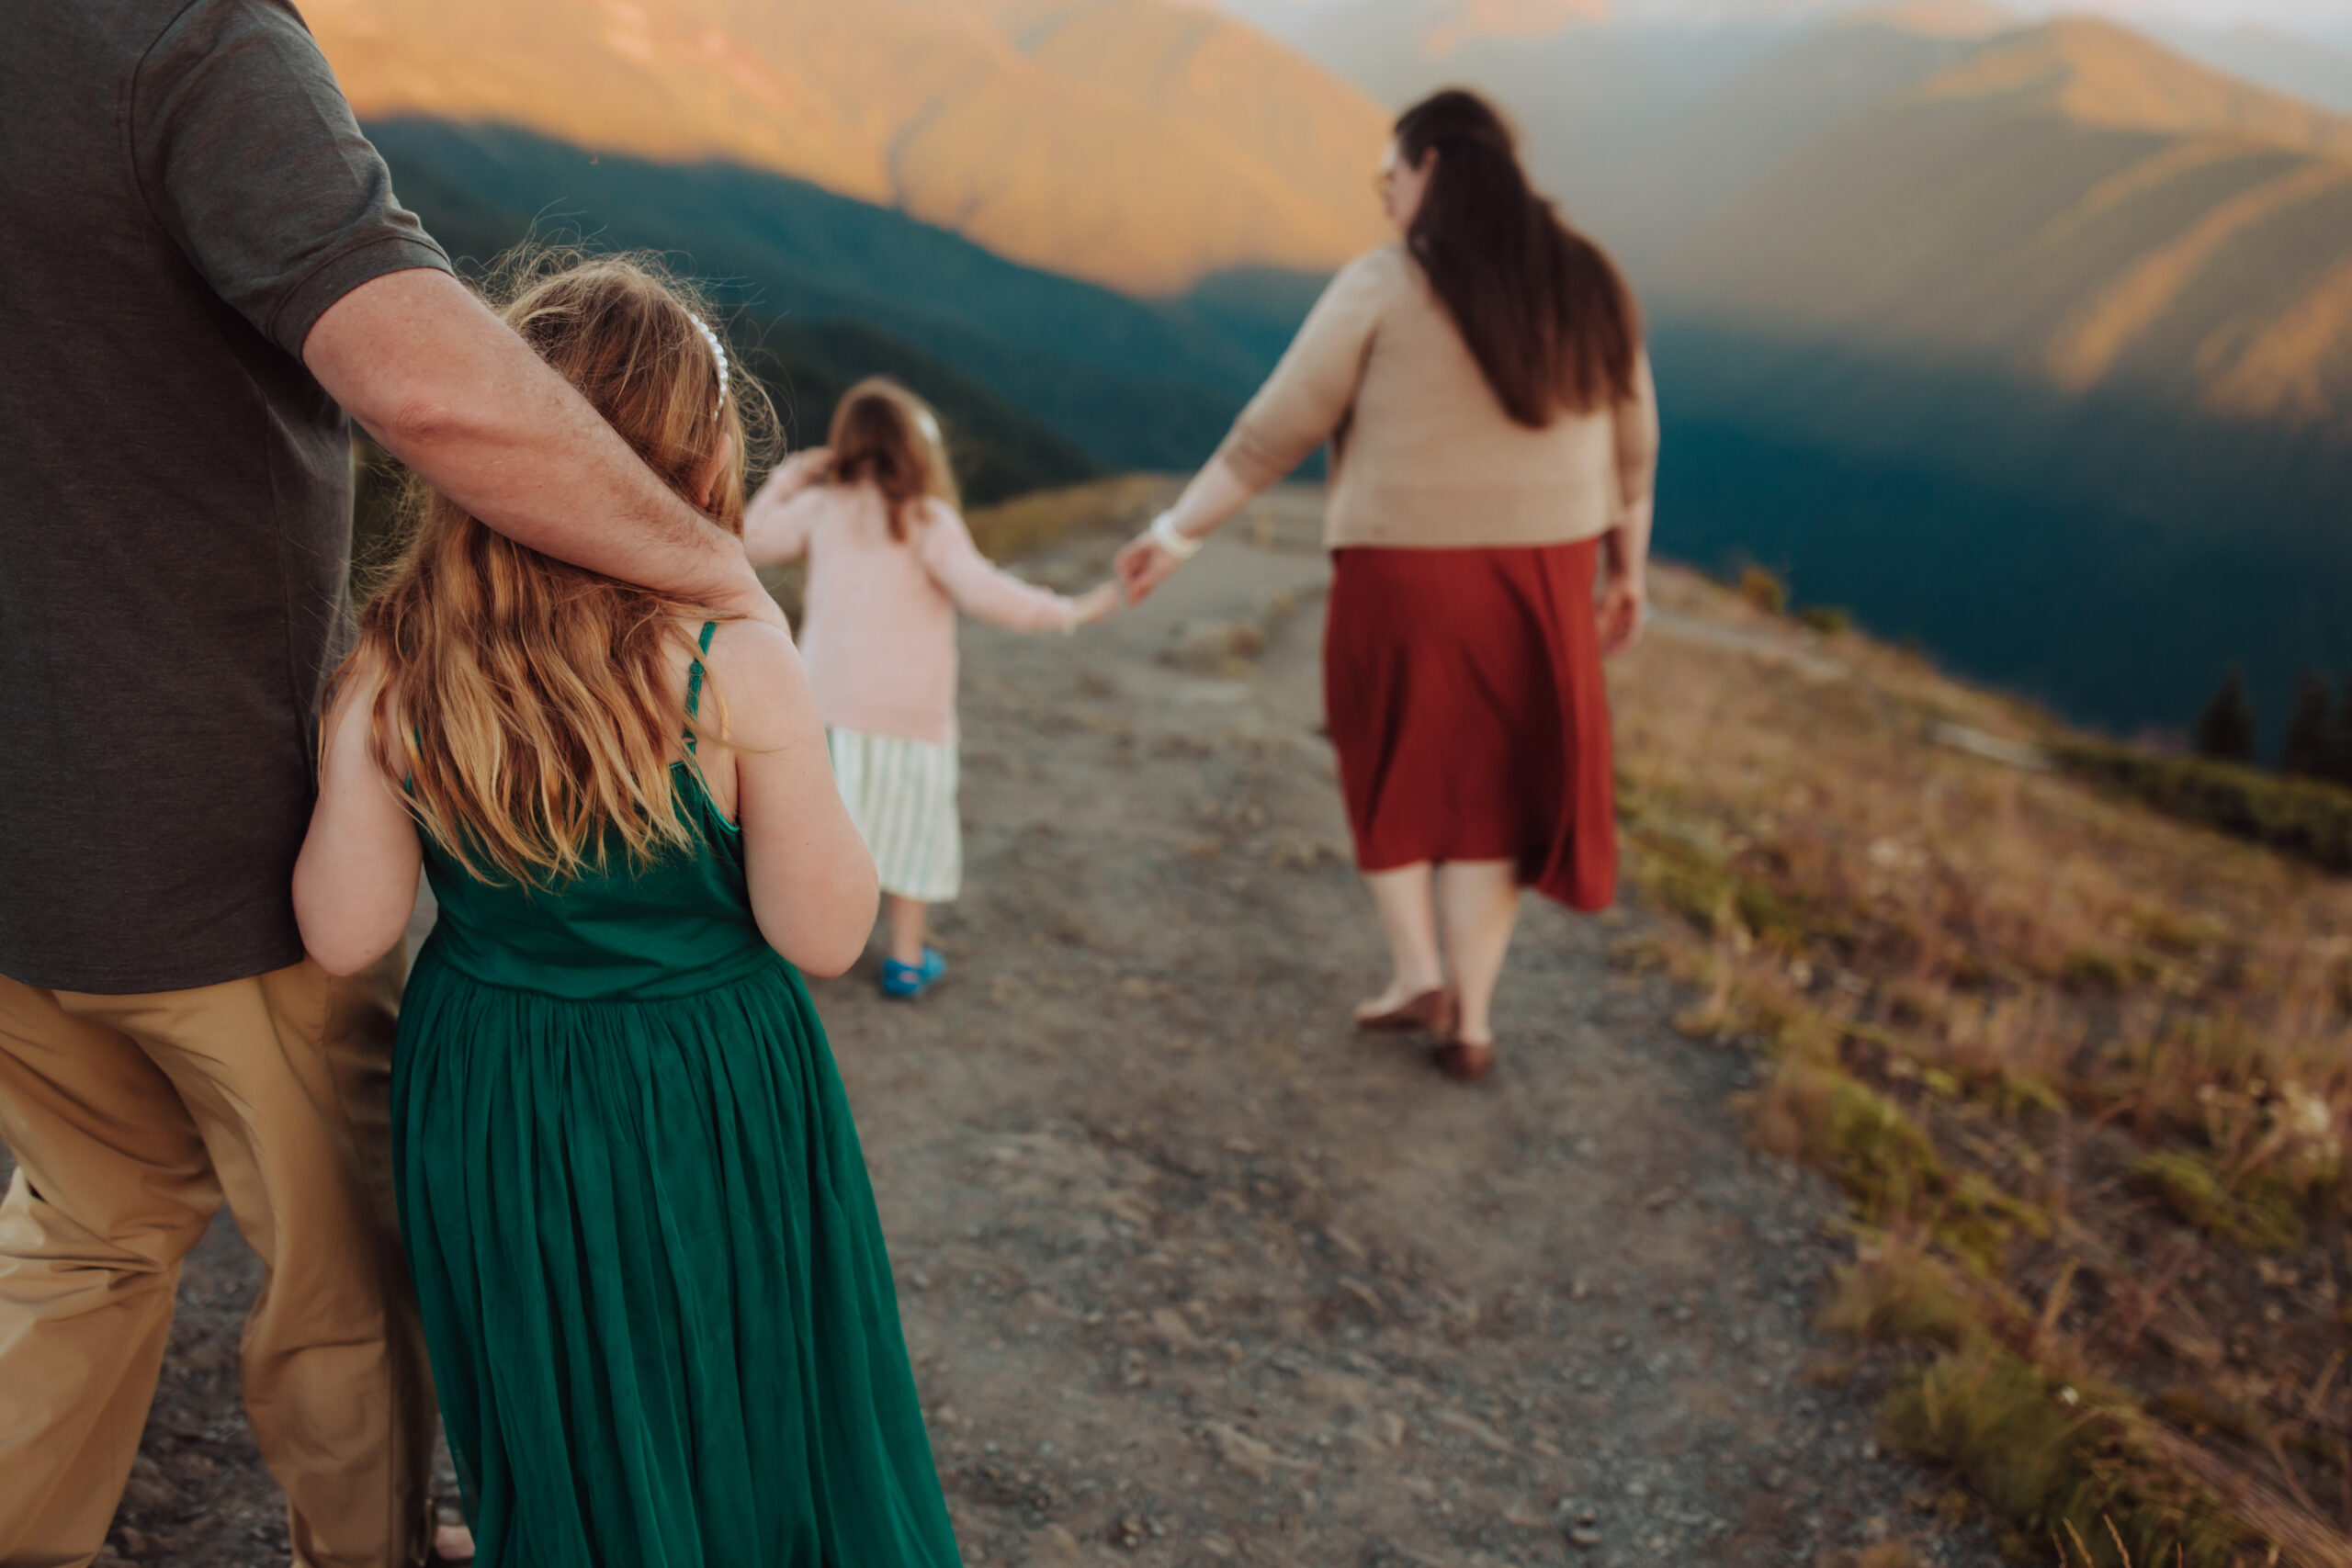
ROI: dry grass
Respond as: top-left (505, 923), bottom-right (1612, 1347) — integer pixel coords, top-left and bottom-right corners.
top-left (965, 474), bottom-right (1172, 562)
top-left (1611, 566), bottom-right (2352, 1565)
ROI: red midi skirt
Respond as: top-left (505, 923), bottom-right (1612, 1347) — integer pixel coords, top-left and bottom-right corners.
top-left (1323, 540), bottom-right (1617, 912)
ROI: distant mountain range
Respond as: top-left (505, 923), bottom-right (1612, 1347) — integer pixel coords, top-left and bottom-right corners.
top-left (332, 0), bottom-right (2352, 744)
top-left (1232, 0), bottom-right (2352, 741)
top-left (1650, 17), bottom-right (2352, 422)
top-left (309, 0), bottom-right (1391, 293)
top-left (368, 119), bottom-right (1327, 498)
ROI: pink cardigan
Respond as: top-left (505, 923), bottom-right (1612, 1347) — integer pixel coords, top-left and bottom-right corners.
top-left (742, 476), bottom-right (1076, 746)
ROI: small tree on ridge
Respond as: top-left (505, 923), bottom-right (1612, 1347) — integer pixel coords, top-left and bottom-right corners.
top-left (2329, 677), bottom-right (2352, 790)
top-left (2280, 671), bottom-right (2335, 779)
top-left (2192, 666), bottom-right (2256, 764)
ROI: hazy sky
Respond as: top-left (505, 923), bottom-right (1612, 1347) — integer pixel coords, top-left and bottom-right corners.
top-left (1216, 0), bottom-right (2352, 39)
top-left (1920, 0), bottom-right (2347, 28)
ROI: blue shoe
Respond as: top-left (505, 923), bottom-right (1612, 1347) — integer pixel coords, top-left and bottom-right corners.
top-left (880, 946), bottom-right (947, 1000)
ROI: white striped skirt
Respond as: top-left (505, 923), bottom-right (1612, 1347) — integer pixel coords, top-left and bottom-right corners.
top-left (826, 728), bottom-right (963, 903)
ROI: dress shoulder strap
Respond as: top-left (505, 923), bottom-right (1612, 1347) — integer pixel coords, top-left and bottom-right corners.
top-left (684, 620), bottom-right (717, 750)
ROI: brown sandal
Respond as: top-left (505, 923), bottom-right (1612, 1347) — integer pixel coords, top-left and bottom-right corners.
top-left (1353, 987), bottom-right (1457, 1035)
top-left (1432, 1038), bottom-right (1495, 1083)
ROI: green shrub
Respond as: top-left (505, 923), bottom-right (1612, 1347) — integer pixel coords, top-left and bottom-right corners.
top-left (1627, 828), bottom-right (1818, 950)
top-left (1884, 1345), bottom-right (2248, 1567)
top-left (1821, 1246), bottom-right (1980, 1349)
top-left (2190, 668), bottom-right (2256, 762)
top-left (2129, 1148), bottom-right (2304, 1254)
top-left (1798, 605), bottom-right (1852, 636)
top-left (2052, 739), bottom-right (2352, 875)
top-left (2060, 949), bottom-right (2127, 992)
top-left (1765, 1062), bottom-right (1945, 1222)
top-left (1738, 565), bottom-right (1788, 615)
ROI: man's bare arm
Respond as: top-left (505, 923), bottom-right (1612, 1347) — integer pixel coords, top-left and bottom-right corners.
top-left (303, 267), bottom-right (781, 626)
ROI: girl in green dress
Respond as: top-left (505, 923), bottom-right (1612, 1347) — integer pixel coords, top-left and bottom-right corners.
top-left (291, 254), bottom-right (963, 1565)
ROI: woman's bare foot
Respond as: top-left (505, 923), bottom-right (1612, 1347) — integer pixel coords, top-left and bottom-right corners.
top-left (432, 1522), bottom-right (476, 1563)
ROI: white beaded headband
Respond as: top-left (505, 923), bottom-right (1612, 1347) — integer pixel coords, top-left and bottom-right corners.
top-left (690, 315), bottom-right (729, 418)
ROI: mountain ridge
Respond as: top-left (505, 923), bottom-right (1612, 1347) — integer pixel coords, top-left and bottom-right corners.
top-left (1645, 17), bottom-right (2352, 430)
top-left (366, 118), bottom-right (1317, 477)
top-left (1916, 16), bottom-right (2352, 156)
top-left (307, 0), bottom-right (1391, 294)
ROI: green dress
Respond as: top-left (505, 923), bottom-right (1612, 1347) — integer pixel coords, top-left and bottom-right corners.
top-left (391, 625), bottom-right (961, 1565)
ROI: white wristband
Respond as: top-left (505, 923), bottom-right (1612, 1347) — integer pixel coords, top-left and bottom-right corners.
top-left (1150, 511), bottom-right (1204, 561)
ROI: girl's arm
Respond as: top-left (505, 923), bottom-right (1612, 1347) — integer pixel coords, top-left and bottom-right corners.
top-left (292, 667), bottom-right (422, 976)
top-left (704, 621), bottom-right (879, 976)
top-left (918, 502), bottom-right (1102, 633)
top-left (741, 448), bottom-right (831, 566)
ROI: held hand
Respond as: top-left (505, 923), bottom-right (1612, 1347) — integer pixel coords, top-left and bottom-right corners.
top-left (1596, 568), bottom-right (1645, 657)
top-left (1069, 580), bottom-right (1123, 626)
top-left (1114, 532), bottom-right (1183, 606)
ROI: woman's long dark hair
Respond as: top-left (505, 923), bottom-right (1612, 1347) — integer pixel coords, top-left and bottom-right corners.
top-left (1393, 90), bottom-right (1642, 428)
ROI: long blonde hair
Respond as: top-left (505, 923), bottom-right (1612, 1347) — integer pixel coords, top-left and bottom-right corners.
top-left (824, 377), bottom-right (960, 542)
top-left (339, 251), bottom-right (773, 886)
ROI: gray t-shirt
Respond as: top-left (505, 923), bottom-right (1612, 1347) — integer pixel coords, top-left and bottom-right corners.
top-left (0, 0), bottom-right (451, 993)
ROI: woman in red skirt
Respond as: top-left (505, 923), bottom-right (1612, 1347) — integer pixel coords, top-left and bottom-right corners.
top-left (1115, 89), bottom-right (1659, 1083)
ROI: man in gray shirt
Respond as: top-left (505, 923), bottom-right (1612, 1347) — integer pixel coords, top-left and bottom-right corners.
top-left (0, 4), bottom-right (779, 1562)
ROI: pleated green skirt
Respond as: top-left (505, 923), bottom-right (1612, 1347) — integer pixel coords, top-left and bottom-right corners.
top-left (391, 949), bottom-right (962, 1566)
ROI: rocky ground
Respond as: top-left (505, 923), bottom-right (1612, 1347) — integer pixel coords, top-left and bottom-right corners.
top-left (6, 491), bottom-right (2005, 1566)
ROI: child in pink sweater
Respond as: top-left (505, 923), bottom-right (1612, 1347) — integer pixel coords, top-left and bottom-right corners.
top-left (744, 378), bottom-right (1117, 997)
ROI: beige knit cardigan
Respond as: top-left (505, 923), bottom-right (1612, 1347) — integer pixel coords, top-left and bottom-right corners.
top-left (1213, 243), bottom-right (1659, 550)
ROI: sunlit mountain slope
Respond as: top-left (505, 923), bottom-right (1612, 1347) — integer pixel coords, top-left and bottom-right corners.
top-left (305, 0), bottom-right (1391, 293)
top-left (1657, 18), bottom-right (2352, 428)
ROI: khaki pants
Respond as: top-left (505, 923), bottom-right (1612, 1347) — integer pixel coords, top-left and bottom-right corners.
top-left (0, 958), bottom-right (434, 1568)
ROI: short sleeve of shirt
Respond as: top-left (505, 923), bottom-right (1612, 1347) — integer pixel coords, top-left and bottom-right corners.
top-left (131, 0), bottom-right (450, 360)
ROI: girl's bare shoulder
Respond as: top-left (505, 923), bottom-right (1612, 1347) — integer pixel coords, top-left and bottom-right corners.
top-left (686, 616), bottom-right (809, 750)
top-left (703, 615), bottom-right (799, 676)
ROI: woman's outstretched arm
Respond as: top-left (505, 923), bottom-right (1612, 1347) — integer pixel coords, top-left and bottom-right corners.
top-left (1115, 253), bottom-right (1391, 604)
top-left (1112, 456), bottom-right (1260, 604)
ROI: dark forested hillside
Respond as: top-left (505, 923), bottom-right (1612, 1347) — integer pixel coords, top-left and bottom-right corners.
top-left (1651, 321), bottom-right (2352, 742)
top-left (315, 0), bottom-right (1390, 295)
top-left (369, 119), bottom-right (1326, 482)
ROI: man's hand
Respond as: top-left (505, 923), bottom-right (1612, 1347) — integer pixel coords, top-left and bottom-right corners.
top-left (709, 550), bottom-right (792, 636)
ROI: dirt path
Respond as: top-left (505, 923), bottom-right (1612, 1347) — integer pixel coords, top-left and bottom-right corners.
top-left (16, 491), bottom-right (2003, 1567)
